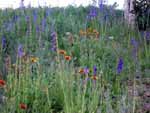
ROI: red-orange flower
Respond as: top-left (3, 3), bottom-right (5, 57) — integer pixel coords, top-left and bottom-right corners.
top-left (79, 68), bottom-right (84, 74)
top-left (58, 49), bottom-right (66, 55)
top-left (64, 55), bottom-right (71, 61)
top-left (19, 103), bottom-right (27, 110)
top-left (91, 75), bottom-right (98, 80)
top-left (0, 79), bottom-right (6, 87)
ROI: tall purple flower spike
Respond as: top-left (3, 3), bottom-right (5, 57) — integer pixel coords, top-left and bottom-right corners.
top-left (84, 67), bottom-right (89, 75)
top-left (26, 16), bottom-right (30, 22)
top-left (117, 58), bottom-right (123, 74)
top-left (41, 18), bottom-right (46, 32)
top-left (131, 38), bottom-right (138, 48)
top-left (36, 25), bottom-right (40, 33)
top-left (18, 44), bottom-right (24, 58)
top-left (33, 10), bottom-right (38, 24)
top-left (87, 6), bottom-right (97, 20)
top-left (99, 0), bottom-right (105, 11)
top-left (130, 38), bottom-right (138, 58)
top-left (89, 8), bottom-right (97, 17)
top-left (146, 31), bottom-right (150, 41)
top-left (51, 32), bottom-right (57, 52)
top-left (93, 65), bottom-right (97, 75)
top-left (2, 36), bottom-right (6, 49)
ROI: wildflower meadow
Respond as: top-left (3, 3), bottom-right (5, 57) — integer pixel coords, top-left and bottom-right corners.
top-left (0, 0), bottom-right (149, 113)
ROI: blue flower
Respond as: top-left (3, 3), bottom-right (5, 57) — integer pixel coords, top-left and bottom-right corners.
top-left (99, 0), bottom-right (105, 11)
top-left (2, 36), bottom-right (6, 49)
top-left (33, 10), bottom-right (38, 24)
top-left (18, 44), bottom-right (24, 58)
top-left (93, 65), bottom-right (97, 75)
top-left (25, 16), bottom-right (30, 22)
top-left (130, 38), bottom-right (138, 58)
top-left (130, 38), bottom-right (138, 48)
top-left (117, 58), bottom-right (123, 74)
top-left (12, 15), bottom-right (18, 22)
top-left (6, 22), bottom-right (13, 31)
top-left (84, 67), bottom-right (89, 75)
top-left (36, 25), bottom-right (40, 33)
top-left (89, 8), bottom-right (97, 17)
top-left (45, 8), bottom-right (51, 17)
top-left (146, 31), bottom-right (150, 41)
top-left (41, 18), bottom-right (46, 32)
top-left (51, 32), bottom-right (57, 52)
top-left (87, 6), bottom-right (97, 20)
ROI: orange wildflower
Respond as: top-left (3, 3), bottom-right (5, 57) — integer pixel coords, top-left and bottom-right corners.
top-left (64, 55), bottom-right (71, 61)
top-left (91, 75), bottom-right (98, 80)
top-left (79, 30), bottom-right (86, 36)
top-left (0, 79), bottom-right (6, 87)
top-left (19, 103), bottom-right (27, 110)
top-left (79, 68), bottom-right (84, 74)
top-left (93, 30), bottom-right (99, 37)
top-left (58, 50), bottom-right (66, 55)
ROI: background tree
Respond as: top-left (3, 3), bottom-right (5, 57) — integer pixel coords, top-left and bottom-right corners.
top-left (124, 0), bottom-right (135, 27)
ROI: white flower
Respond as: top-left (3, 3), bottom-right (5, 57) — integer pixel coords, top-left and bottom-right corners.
top-left (108, 36), bottom-right (114, 40)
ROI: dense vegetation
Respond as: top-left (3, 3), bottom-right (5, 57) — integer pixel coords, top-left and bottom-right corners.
top-left (0, 5), bottom-right (149, 113)
top-left (132, 0), bottom-right (150, 30)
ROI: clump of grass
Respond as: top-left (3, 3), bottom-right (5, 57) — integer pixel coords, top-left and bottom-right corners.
top-left (0, 3), bottom-right (149, 113)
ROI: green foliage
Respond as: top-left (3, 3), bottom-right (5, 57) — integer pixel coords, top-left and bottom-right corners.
top-left (0, 5), bottom-right (149, 113)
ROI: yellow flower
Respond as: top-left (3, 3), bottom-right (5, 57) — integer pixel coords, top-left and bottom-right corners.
top-left (30, 57), bottom-right (39, 63)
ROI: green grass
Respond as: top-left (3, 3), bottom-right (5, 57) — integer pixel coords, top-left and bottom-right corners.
top-left (0, 5), bottom-right (149, 113)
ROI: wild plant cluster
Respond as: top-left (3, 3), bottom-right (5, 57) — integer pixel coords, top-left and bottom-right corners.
top-left (0, 2), bottom-right (149, 113)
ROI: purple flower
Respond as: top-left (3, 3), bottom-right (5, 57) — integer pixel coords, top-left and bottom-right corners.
top-left (130, 38), bottom-right (138, 58)
top-left (20, 0), bottom-right (25, 9)
top-left (83, 77), bottom-right (90, 87)
top-left (33, 10), bottom-right (38, 24)
top-left (89, 8), bottom-right (97, 17)
top-left (26, 16), bottom-right (30, 22)
top-left (25, 16), bottom-right (30, 36)
top-left (45, 8), bottom-right (51, 17)
top-left (88, 7), bottom-right (97, 20)
top-left (130, 38), bottom-right (138, 48)
top-left (26, 30), bottom-right (30, 36)
top-left (143, 103), bottom-right (150, 111)
top-left (41, 18), bottom-right (46, 32)
top-left (99, 0), bottom-right (105, 11)
top-left (117, 58), bottom-right (123, 74)
top-left (146, 31), bottom-right (150, 41)
top-left (2, 36), bottom-right (6, 49)
top-left (84, 67), bottom-right (89, 75)
top-left (93, 65), bottom-right (97, 75)
top-left (36, 25), bottom-right (40, 33)
top-left (103, 15), bottom-right (107, 20)
top-left (51, 32), bottom-right (57, 52)
top-left (18, 44), bottom-right (24, 58)
top-left (12, 15), bottom-right (18, 22)
top-left (6, 22), bottom-right (13, 31)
